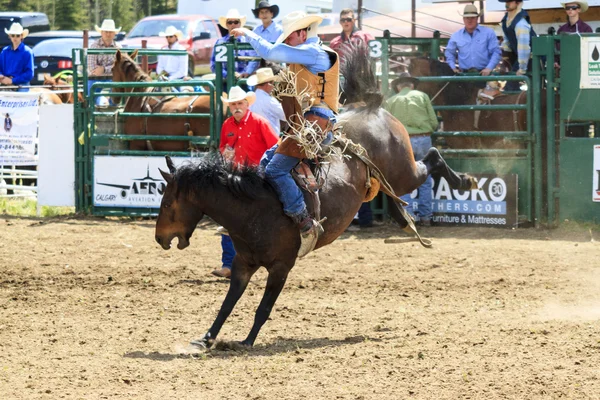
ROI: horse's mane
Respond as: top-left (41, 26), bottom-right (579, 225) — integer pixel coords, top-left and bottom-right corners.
top-left (340, 44), bottom-right (384, 111)
top-left (115, 52), bottom-right (152, 82)
top-left (174, 153), bottom-right (272, 200)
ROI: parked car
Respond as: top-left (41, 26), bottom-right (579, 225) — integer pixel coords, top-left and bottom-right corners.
top-left (119, 14), bottom-right (221, 76)
top-left (31, 38), bottom-right (82, 85)
top-left (0, 12), bottom-right (50, 48)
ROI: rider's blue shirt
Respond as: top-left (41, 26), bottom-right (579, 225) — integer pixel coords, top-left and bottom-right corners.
top-left (0, 42), bottom-right (34, 85)
top-left (445, 25), bottom-right (502, 72)
top-left (245, 31), bottom-right (332, 74)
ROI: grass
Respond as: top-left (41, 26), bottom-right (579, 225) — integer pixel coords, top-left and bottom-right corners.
top-left (0, 198), bottom-right (75, 217)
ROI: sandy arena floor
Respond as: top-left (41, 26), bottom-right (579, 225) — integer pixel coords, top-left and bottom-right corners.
top-left (0, 216), bottom-right (599, 399)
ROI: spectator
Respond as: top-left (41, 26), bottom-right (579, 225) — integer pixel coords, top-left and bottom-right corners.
top-left (384, 73), bottom-right (438, 226)
top-left (156, 26), bottom-right (188, 89)
top-left (555, 1), bottom-right (592, 69)
top-left (88, 19), bottom-right (122, 105)
top-left (329, 8), bottom-right (374, 63)
top-left (213, 86), bottom-right (279, 278)
top-left (252, 1), bottom-right (283, 43)
top-left (445, 5), bottom-right (502, 77)
top-left (0, 23), bottom-right (34, 91)
top-left (247, 67), bottom-right (286, 134)
top-left (231, 11), bottom-right (339, 256)
top-left (499, 0), bottom-right (536, 91)
top-left (210, 9), bottom-right (259, 83)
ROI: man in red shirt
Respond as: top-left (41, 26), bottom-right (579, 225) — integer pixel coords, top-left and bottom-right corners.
top-left (213, 86), bottom-right (279, 278)
top-left (328, 8), bottom-right (374, 64)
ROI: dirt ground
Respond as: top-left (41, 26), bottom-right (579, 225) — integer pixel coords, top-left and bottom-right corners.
top-left (0, 216), bottom-right (599, 399)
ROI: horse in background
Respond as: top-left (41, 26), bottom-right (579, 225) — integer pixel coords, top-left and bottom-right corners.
top-left (111, 50), bottom-right (213, 151)
top-left (154, 48), bottom-right (477, 348)
top-left (27, 87), bottom-right (63, 105)
top-left (408, 57), bottom-right (529, 149)
top-left (43, 73), bottom-right (84, 104)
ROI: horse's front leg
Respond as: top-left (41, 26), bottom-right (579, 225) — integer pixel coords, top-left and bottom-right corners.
top-left (191, 256), bottom-right (257, 348)
top-left (241, 262), bottom-right (291, 347)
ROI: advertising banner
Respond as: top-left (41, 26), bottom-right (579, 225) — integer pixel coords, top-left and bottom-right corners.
top-left (93, 156), bottom-right (196, 208)
top-left (405, 173), bottom-right (519, 227)
top-left (580, 37), bottom-right (600, 89)
top-left (0, 93), bottom-right (39, 166)
top-left (594, 145), bottom-right (600, 202)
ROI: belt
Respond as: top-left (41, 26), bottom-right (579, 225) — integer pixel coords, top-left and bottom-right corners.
top-left (409, 132), bottom-right (431, 137)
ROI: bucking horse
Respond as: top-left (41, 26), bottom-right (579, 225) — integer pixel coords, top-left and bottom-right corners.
top-left (154, 49), bottom-right (477, 348)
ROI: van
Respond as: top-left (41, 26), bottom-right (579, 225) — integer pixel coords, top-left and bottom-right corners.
top-left (0, 12), bottom-right (50, 49)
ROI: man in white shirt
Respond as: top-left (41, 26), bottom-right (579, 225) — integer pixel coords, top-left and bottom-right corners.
top-left (156, 26), bottom-right (188, 86)
top-left (247, 67), bottom-right (285, 134)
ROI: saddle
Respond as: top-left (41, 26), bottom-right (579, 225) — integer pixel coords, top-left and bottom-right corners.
top-left (475, 81), bottom-right (503, 129)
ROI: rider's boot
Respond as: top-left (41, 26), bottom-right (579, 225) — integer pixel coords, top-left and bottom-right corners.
top-left (294, 210), bottom-right (324, 258)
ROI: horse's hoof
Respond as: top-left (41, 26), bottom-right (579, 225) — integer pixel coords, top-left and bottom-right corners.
top-left (190, 337), bottom-right (213, 349)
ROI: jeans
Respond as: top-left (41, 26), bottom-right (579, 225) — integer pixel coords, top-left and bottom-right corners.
top-left (400, 135), bottom-right (433, 221)
top-left (358, 202), bottom-right (373, 226)
top-left (504, 59), bottom-right (532, 91)
top-left (260, 107), bottom-right (336, 221)
top-left (221, 234), bottom-right (235, 270)
top-left (87, 79), bottom-right (115, 106)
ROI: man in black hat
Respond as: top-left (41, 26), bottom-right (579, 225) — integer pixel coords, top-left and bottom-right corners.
top-left (385, 73), bottom-right (438, 226)
top-left (499, 0), bottom-right (536, 91)
top-left (252, 1), bottom-right (283, 43)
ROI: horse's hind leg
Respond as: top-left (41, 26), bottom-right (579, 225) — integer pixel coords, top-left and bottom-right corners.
top-left (421, 148), bottom-right (477, 190)
top-left (241, 262), bottom-right (291, 347)
top-left (192, 256), bottom-right (258, 348)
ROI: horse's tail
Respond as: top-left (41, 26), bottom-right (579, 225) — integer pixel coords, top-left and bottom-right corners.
top-left (340, 44), bottom-right (383, 112)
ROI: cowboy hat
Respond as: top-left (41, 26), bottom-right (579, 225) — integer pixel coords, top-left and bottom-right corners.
top-left (391, 72), bottom-right (419, 93)
top-left (221, 86), bottom-right (256, 106)
top-left (159, 26), bottom-right (183, 39)
top-left (276, 11), bottom-right (322, 44)
top-left (459, 4), bottom-right (480, 17)
top-left (4, 22), bottom-right (29, 38)
top-left (247, 68), bottom-right (279, 86)
top-left (560, 0), bottom-right (588, 12)
top-left (95, 19), bottom-right (122, 33)
top-left (252, 1), bottom-right (280, 19)
top-left (218, 9), bottom-right (247, 29)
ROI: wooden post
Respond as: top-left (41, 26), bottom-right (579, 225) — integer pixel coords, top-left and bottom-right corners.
top-left (83, 29), bottom-right (89, 49)
top-left (141, 40), bottom-right (148, 73)
top-left (411, 0), bottom-right (416, 38)
top-left (357, 0), bottom-right (363, 30)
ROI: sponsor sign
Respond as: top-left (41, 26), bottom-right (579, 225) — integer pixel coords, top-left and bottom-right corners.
top-left (405, 173), bottom-right (518, 227)
top-left (93, 156), bottom-right (195, 208)
top-left (594, 145), bottom-right (600, 202)
top-left (580, 37), bottom-right (600, 89)
top-left (0, 93), bottom-right (39, 165)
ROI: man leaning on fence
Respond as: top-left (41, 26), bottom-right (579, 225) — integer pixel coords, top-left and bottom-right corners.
top-left (384, 73), bottom-right (438, 227)
top-left (0, 23), bottom-right (33, 91)
top-left (87, 19), bottom-right (122, 105)
top-left (445, 5), bottom-right (502, 78)
top-left (156, 26), bottom-right (188, 91)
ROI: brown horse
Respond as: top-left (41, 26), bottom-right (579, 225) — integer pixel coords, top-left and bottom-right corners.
top-left (408, 57), bottom-right (529, 149)
top-left (27, 87), bottom-right (63, 105)
top-left (111, 50), bottom-right (213, 151)
top-left (154, 50), bottom-right (477, 348)
top-left (43, 74), bottom-right (84, 104)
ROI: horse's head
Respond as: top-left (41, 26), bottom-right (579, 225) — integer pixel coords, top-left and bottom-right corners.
top-left (112, 49), bottom-right (140, 92)
top-left (43, 74), bottom-right (57, 87)
top-left (155, 156), bottom-right (204, 250)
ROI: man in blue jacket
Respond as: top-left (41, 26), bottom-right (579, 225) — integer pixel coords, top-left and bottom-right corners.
top-left (0, 23), bottom-right (34, 91)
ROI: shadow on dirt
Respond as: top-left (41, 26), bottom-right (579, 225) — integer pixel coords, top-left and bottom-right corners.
top-left (123, 334), bottom-right (393, 361)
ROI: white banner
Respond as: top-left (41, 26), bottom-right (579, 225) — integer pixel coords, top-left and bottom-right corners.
top-left (594, 145), bottom-right (600, 202)
top-left (93, 156), bottom-right (197, 208)
top-left (0, 93), bottom-right (40, 166)
top-left (580, 37), bottom-right (600, 89)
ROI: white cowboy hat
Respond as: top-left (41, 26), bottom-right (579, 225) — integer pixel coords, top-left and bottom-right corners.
top-left (95, 19), bottom-right (122, 33)
top-left (221, 86), bottom-right (256, 106)
top-left (159, 26), bottom-right (183, 39)
top-left (218, 9), bottom-right (247, 29)
top-left (247, 68), bottom-right (278, 86)
top-left (200, 73), bottom-right (216, 80)
top-left (276, 11), bottom-right (322, 44)
top-left (459, 4), bottom-right (480, 17)
top-left (560, 0), bottom-right (588, 12)
top-left (4, 22), bottom-right (29, 38)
